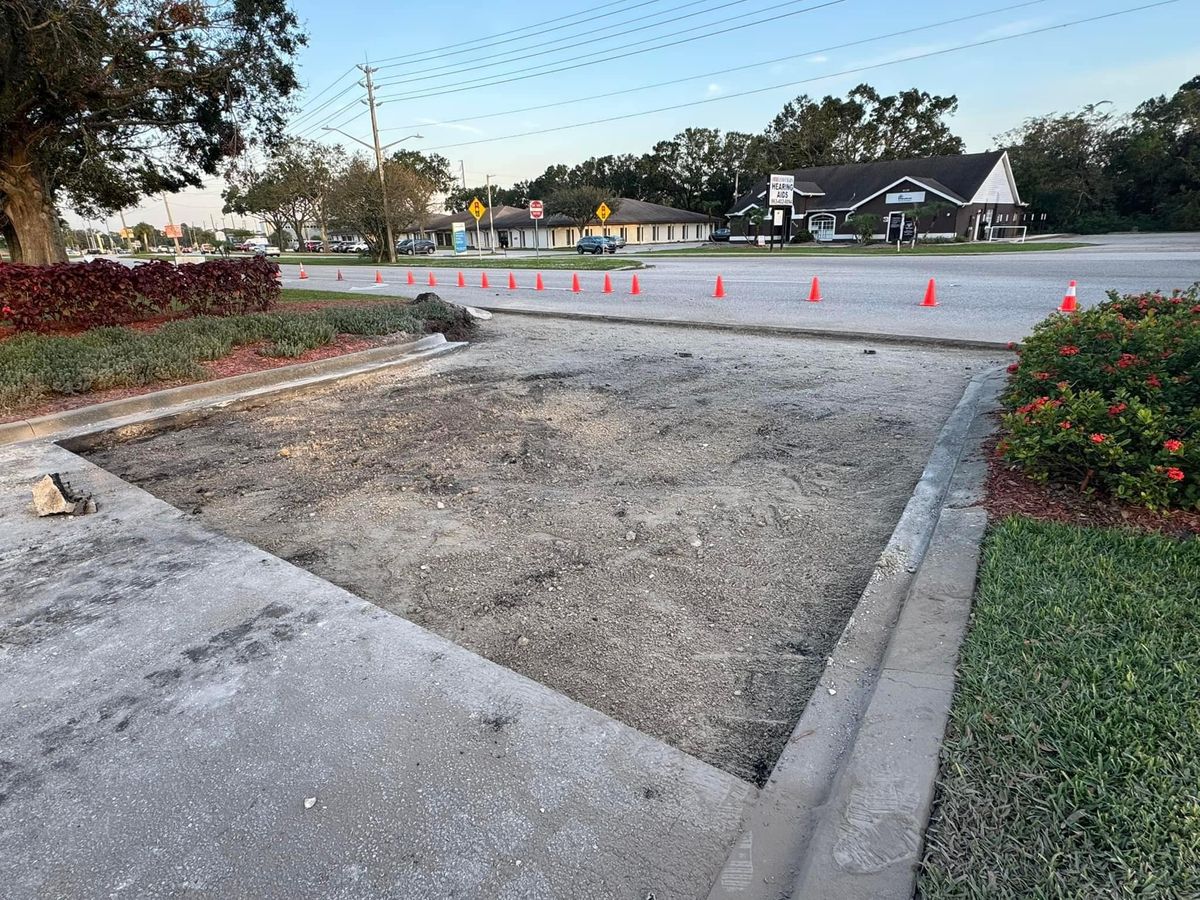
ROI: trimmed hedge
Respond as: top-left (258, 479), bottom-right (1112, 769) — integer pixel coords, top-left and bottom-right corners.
top-left (1000, 285), bottom-right (1199, 510)
top-left (0, 257), bottom-right (280, 331)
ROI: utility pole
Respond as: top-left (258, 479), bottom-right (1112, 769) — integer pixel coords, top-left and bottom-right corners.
top-left (360, 64), bottom-right (396, 264)
top-left (459, 160), bottom-right (467, 190)
top-left (485, 174), bottom-right (497, 254)
top-left (322, 67), bottom-right (421, 266)
top-left (162, 195), bottom-right (181, 254)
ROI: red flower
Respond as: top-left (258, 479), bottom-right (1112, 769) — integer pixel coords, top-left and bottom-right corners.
top-left (1006, 341), bottom-right (1017, 350)
top-left (1006, 362), bottom-right (1019, 374)
top-left (1059, 345), bottom-right (1080, 356)
top-left (1034, 371), bottom-right (1051, 381)
top-left (1146, 374), bottom-right (1162, 389)
top-left (1165, 468), bottom-right (1185, 482)
top-left (1090, 433), bottom-right (1107, 444)
top-left (1108, 403), bottom-right (1127, 417)
top-left (1164, 439), bottom-right (1183, 453)
top-left (1116, 353), bottom-right (1138, 369)
top-left (1059, 421), bottom-right (1072, 430)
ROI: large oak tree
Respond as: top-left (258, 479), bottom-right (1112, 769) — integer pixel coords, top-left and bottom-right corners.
top-left (0, 0), bottom-right (305, 264)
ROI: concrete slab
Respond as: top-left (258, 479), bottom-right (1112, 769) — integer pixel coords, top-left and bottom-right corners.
top-left (0, 439), bottom-right (755, 898)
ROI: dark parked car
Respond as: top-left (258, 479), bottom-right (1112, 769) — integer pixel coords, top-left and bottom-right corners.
top-left (397, 238), bottom-right (436, 255)
top-left (577, 235), bottom-right (615, 255)
top-left (710, 228), bottom-right (732, 242)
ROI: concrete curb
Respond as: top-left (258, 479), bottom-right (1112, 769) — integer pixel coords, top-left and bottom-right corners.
top-left (707, 367), bottom-right (1005, 899)
top-left (472, 306), bottom-right (1011, 351)
top-left (1, 334), bottom-right (465, 448)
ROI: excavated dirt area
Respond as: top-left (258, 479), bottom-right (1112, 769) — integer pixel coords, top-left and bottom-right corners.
top-left (85, 317), bottom-right (1003, 783)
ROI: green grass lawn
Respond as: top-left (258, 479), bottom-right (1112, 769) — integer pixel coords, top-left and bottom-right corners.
top-left (646, 241), bottom-right (1089, 257)
top-left (0, 299), bottom-right (467, 415)
top-left (919, 517), bottom-right (1200, 898)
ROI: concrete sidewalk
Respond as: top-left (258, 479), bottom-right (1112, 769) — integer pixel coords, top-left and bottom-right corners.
top-left (0, 436), bottom-right (754, 897)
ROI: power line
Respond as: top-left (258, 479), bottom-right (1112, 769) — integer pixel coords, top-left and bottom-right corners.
top-left (371, 0), bottom-right (670, 68)
top-left (418, 0), bottom-right (1179, 152)
top-left (292, 64), bottom-right (357, 115)
top-left (287, 84), bottom-right (361, 133)
top-left (378, 0), bottom-right (1050, 134)
top-left (374, 0), bottom-right (756, 85)
top-left (373, 0), bottom-right (847, 102)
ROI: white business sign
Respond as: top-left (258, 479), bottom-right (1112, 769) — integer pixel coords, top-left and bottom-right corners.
top-left (529, 199), bottom-right (544, 220)
top-left (768, 174), bottom-right (795, 208)
top-left (886, 190), bottom-right (926, 205)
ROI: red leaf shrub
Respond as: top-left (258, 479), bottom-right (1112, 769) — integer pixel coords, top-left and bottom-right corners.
top-left (0, 257), bottom-right (279, 331)
top-left (1001, 284), bottom-right (1199, 510)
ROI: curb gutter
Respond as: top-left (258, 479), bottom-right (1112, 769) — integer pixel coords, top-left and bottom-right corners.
top-left (707, 367), bottom-right (1005, 899)
top-left (1, 334), bottom-right (464, 448)
top-left (473, 306), bottom-right (1011, 352)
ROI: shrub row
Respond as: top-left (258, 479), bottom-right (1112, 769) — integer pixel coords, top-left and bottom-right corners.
top-left (1000, 285), bottom-right (1199, 510)
top-left (0, 257), bottom-right (280, 331)
top-left (0, 300), bottom-right (469, 413)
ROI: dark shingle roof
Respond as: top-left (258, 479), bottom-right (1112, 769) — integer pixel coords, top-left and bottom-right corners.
top-left (730, 151), bottom-right (1007, 214)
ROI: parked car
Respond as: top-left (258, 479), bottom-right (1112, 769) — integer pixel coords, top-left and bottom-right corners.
top-left (710, 228), bottom-right (732, 242)
top-left (303, 239), bottom-right (324, 252)
top-left (576, 235), bottom-right (615, 255)
top-left (345, 240), bottom-right (369, 253)
top-left (603, 234), bottom-right (626, 249)
top-left (327, 240), bottom-right (345, 253)
top-left (396, 238), bottom-right (436, 255)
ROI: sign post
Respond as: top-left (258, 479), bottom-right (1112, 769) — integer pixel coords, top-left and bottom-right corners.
top-left (529, 199), bottom-right (544, 261)
top-left (468, 197), bottom-right (486, 260)
top-left (768, 174), bottom-right (794, 252)
top-left (595, 201), bottom-right (611, 247)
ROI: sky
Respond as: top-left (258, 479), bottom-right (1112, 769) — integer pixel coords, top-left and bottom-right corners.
top-left (73, 0), bottom-right (1200, 234)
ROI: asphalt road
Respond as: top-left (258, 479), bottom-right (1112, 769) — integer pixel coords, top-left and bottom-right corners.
top-left (286, 233), bottom-right (1198, 344)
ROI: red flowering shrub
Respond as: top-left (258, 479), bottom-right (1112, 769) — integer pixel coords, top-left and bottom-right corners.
top-left (1001, 284), bottom-right (1199, 510)
top-left (0, 257), bottom-right (279, 331)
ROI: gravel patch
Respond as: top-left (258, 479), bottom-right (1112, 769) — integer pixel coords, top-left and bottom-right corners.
top-left (84, 317), bottom-right (1003, 783)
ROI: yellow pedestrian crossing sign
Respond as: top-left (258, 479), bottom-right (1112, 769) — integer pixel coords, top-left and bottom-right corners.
top-left (468, 197), bottom-right (486, 221)
top-left (596, 202), bottom-right (611, 223)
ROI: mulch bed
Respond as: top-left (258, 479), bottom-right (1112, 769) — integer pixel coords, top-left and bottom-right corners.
top-left (985, 439), bottom-right (1200, 538)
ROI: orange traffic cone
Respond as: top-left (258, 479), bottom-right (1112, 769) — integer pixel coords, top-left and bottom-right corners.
top-left (336, 269), bottom-right (343, 282)
top-left (921, 278), bottom-right (938, 307)
top-left (713, 275), bottom-right (726, 299)
top-left (298, 263), bottom-right (308, 280)
top-left (406, 270), bottom-right (415, 285)
top-left (1059, 279), bottom-right (1078, 312)
top-left (602, 272), bottom-right (613, 294)
top-left (630, 274), bottom-right (641, 296)
top-left (807, 276), bottom-right (821, 302)
top-left (508, 272), bottom-right (517, 290)
top-left (535, 272), bottom-right (544, 291)
top-left (480, 271), bottom-right (490, 289)
top-left (456, 271), bottom-right (465, 288)
top-left (571, 273), bottom-right (582, 293)
top-left (375, 270), bottom-right (383, 284)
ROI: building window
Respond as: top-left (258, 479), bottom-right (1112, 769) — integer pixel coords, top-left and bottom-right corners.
top-left (682, 225), bottom-right (689, 240)
top-left (620, 227), bottom-right (628, 240)
top-left (809, 214), bottom-right (837, 241)
top-left (652, 225), bottom-right (660, 241)
top-left (637, 226), bottom-right (644, 242)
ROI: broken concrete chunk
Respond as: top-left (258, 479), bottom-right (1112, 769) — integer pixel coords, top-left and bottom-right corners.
top-left (31, 474), bottom-right (97, 517)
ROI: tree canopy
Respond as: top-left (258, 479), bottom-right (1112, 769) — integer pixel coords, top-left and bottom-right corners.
top-left (0, 0), bottom-right (305, 263)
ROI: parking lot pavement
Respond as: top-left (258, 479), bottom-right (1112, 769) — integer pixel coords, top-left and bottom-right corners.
top-left (279, 233), bottom-right (1199, 344)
